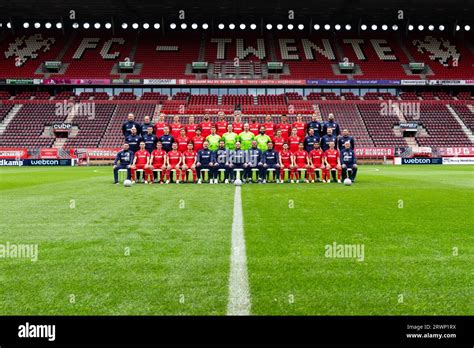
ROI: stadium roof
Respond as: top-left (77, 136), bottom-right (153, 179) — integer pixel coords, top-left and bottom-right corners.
top-left (0, 0), bottom-right (472, 32)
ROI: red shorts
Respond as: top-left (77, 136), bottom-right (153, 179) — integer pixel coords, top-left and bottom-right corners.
top-left (151, 164), bottom-right (165, 170)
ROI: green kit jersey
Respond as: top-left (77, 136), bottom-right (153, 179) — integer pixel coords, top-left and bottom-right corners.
top-left (206, 134), bottom-right (221, 151)
top-left (255, 134), bottom-right (271, 151)
top-left (239, 131), bottom-right (255, 150)
top-left (222, 132), bottom-right (239, 150)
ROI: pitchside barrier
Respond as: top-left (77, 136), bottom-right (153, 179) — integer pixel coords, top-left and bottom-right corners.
top-left (0, 159), bottom-right (74, 166)
top-left (395, 157), bottom-right (444, 165)
top-left (394, 156), bottom-right (474, 165)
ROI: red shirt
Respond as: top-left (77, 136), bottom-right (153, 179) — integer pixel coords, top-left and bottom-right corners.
top-left (151, 149), bottom-right (166, 166)
top-left (183, 150), bottom-right (196, 167)
top-left (264, 122), bottom-right (275, 138)
top-left (186, 124), bottom-right (198, 139)
top-left (215, 121), bottom-right (228, 136)
top-left (200, 122), bottom-right (213, 138)
top-left (134, 149), bottom-right (150, 165)
top-left (273, 136), bottom-right (285, 153)
top-left (154, 122), bottom-right (168, 138)
top-left (294, 150), bottom-right (308, 167)
top-left (278, 123), bottom-right (291, 140)
top-left (249, 123), bottom-right (260, 136)
top-left (288, 135), bottom-right (300, 153)
top-left (324, 149), bottom-right (340, 166)
top-left (280, 150), bottom-right (292, 166)
top-left (176, 136), bottom-right (189, 153)
top-left (232, 122), bottom-right (244, 134)
top-left (292, 122), bottom-right (306, 138)
top-left (170, 123), bottom-right (182, 139)
top-left (192, 136), bottom-right (204, 152)
top-left (168, 150), bottom-right (182, 166)
top-left (309, 149), bottom-right (324, 167)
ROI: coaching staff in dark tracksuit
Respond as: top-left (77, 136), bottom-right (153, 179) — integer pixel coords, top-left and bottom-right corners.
top-left (113, 143), bottom-right (134, 184)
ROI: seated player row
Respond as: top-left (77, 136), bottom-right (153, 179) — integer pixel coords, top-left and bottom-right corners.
top-left (113, 139), bottom-right (357, 185)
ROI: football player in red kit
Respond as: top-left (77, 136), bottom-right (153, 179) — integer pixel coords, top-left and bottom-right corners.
top-left (308, 142), bottom-right (325, 182)
top-left (154, 114), bottom-right (168, 138)
top-left (131, 141), bottom-right (151, 183)
top-left (273, 129), bottom-right (285, 153)
top-left (279, 142), bottom-right (295, 182)
top-left (165, 142), bottom-right (183, 184)
top-left (288, 127), bottom-right (301, 153)
top-left (278, 114), bottom-right (291, 141)
top-left (170, 115), bottom-right (182, 139)
top-left (292, 114), bottom-right (306, 139)
top-left (186, 116), bottom-right (198, 139)
top-left (249, 116), bottom-right (260, 135)
top-left (323, 141), bottom-right (342, 183)
top-left (232, 114), bottom-right (244, 135)
top-left (176, 128), bottom-right (189, 153)
top-left (192, 128), bottom-right (205, 152)
top-left (293, 142), bottom-right (310, 183)
top-left (215, 112), bottom-right (228, 136)
top-left (148, 142), bottom-right (167, 183)
top-left (263, 115), bottom-right (275, 139)
top-left (181, 142), bottom-right (197, 183)
top-left (200, 114), bottom-right (213, 138)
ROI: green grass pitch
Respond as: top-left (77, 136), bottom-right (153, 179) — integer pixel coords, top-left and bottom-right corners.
top-left (0, 165), bottom-right (472, 315)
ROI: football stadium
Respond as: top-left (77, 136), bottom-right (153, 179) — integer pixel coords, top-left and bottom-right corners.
top-left (0, 0), bottom-right (473, 345)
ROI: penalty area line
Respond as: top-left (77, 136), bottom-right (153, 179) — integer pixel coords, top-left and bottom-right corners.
top-left (227, 186), bottom-right (251, 315)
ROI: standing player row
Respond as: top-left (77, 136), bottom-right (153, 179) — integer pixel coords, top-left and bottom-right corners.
top-left (122, 112), bottom-right (341, 139)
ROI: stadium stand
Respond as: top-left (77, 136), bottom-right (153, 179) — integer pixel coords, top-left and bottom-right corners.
top-left (451, 104), bottom-right (474, 130)
top-left (404, 103), bottom-right (473, 147)
top-left (0, 28), bottom-right (472, 152)
top-left (64, 104), bottom-right (117, 148)
top-left (0, 103), bottom-right (64, 148)
top-left (0, 32), bottom-right (472, 79)
top-left (135, 33), bottom-right (202, 79)
top-left (0, 95), bottom-right (472, 149)
top-left (0, 104), bottom-right (13, 123)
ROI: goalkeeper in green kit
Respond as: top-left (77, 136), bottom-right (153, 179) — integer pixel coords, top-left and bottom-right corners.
top-left (222, 124), bottom-right (239, 150)
top-left (239, 123), bottom-right (255, 150)
top-left (255, 126), bottom-right (272, 151)
top-left (206, 126), bottom-right (221, 152)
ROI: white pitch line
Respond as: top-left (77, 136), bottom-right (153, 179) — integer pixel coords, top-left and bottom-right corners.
top-left (227, 186), bottom-right (251, 315)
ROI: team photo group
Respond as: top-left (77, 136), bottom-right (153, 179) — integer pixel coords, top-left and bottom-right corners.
top-left (113, 111), bottom-right (358, 185)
